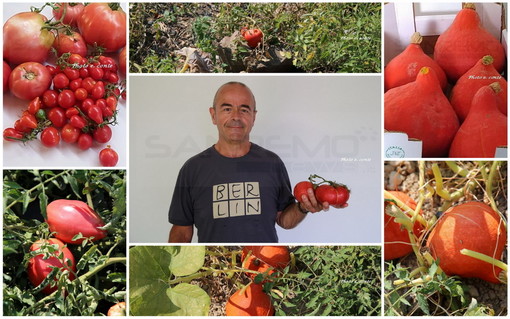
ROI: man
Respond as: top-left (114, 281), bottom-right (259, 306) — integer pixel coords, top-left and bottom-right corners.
top-left (168, 81), bottom-right (345, 243)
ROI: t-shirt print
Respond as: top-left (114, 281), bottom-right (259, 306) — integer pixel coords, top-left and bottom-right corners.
top-left (212, 182), bottom-right (261, 218)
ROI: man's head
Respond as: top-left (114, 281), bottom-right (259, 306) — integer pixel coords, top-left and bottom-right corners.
top-left (210, 82), bottom-right (257, 145)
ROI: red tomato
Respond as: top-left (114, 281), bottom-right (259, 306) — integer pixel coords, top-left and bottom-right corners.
top-left (93, 125), bottom-right (112, 143)
top-left (61, 123), bottom-right (80, 143)
top-left (19, 113), bottom-right (38, 130)
top-left (46, 199), bottom-right (108, 244)
top-left (58, 89), bottom-right (76, 108)
top-left (3, 128), bottom-right (23, 141)
top-left (42, 90), bottom-right (59, 108)
top-left (27, 97), bottom-right (42, 115)
top-left (3, 12), bottom-right (55, 65)
top-left (293, 181), bottom-right (314, 203)
top-left (27, 238), bottom-right (76, 295)
top-left (77, 133), bottom-right (93, 150)
top-left (77, 3), bottom-right (126, 53)
top-left (53, 31), bottom-right (87, 57)
top-left (241, 28), bottom-right (263, 48)
top-left (40, 127), bottom-right (60, 147)
top-left (68, 53), bottom-right (87, 67)
top-left (99, 146), bottom-right (119, 167)
top-left (52, 3), bottom-right (85, 27)
top-left (315, 184), bottom-right (350, 206)
top-left (69, 115), bottom-right (87, 129)
top-left (69, 78), bottom-right (83, 91)
top-left (3, 61), bottom-right (11, 92)
top-left (9, 62), bottom-right (52, 100)
top-left (107, 302), bottom-right (126, 316)
top-left (52, 73), bottom-right (70, 90)
top-left (88, 65), bottom-right (105, 81)
top-left (63, 67), bottom-right (80, 81)
top-left (74, 87), bottom-right (88, 101)
top-left (91, 81), bottom-right (105, 99)
top-left (14, 119), bottom-right (32, 133)
top-left (118, 47), bottom-right (126, 76)
top-left (82, 77), bottom-right (96, 93)
top-left (88, 105), bottom-right (103, 124)
top-left (65, 107), bottom-right (79, 118)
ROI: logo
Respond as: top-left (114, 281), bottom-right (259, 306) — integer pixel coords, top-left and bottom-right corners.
top-left (385, 146), bottom-right (405, 158)
top-left (212, 182), bottom-right (261, 218)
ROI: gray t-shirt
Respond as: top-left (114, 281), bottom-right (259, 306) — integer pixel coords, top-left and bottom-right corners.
top-left (168, 143), bottom-right (295, 243)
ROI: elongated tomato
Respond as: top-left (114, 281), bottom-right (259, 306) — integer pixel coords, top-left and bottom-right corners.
top-left (46, 199), bottom-right (107, 244)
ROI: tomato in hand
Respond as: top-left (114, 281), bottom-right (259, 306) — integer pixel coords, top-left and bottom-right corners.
top-left (293, 181), bottom-right (314, 203)
top-left (46, 199), bottom-right (108, 244)
top-left (3, 12), bottom-right (55, 65)
top-left (77, 3), bottom-right (126, 52)
top-left (27, 238), bottom-right (76, 295)
top-left (99, 146), bottom-right (119, 167)
top-left (315, 184), bottom-right (350, 206)
top-left (40, 127), bottom-right (60, 147)
top-left (52, 3), bottom-right (85, 27)
top-left (9, 62), bottom-right (52, 100)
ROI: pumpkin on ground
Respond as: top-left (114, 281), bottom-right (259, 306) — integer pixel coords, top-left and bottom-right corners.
top-left (225, 283), bottom-right (274, 316)
top-left (426, 202), bottom-right (506, 283)
top-left (384, 191), bottom-right (425, 260)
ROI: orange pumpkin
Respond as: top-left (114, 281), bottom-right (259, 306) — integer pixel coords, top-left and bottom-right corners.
top-left (384, 191), bottom-right (425, 260)
top-left (241, 246), bottom-right (290, 279)
top-left (225, 284), bottom-right (274, 316)
top-left (426, 202), bottom-right (506, 283)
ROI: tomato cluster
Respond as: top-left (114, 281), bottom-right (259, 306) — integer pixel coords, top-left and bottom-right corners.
top-left (293, 174), bottom-right (350, 207)
top-left (3, 3), bottom-right (125, 167)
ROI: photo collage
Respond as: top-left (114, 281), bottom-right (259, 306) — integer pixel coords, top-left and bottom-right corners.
top-left (2, 1), bottom-right (507, 317)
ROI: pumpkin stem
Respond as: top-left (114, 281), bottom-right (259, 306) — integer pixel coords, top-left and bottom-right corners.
top-left (482, 55), bottom-right (494, 66)
top-left (463, 3), bottom-right (476, 10)
top-left (460, 249), bottom-right (507, 283)
top-left (410, 32), bottom-right (423, 45)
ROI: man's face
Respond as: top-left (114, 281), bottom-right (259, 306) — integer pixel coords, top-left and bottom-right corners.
top-left (210, 84), bottom-right (257, 144)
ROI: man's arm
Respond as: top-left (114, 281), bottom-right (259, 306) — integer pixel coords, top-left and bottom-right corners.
top-left (168, 225), bottom-right (193, 243)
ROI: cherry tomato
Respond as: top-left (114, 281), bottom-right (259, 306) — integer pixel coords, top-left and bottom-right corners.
top-left (65, 107), bottom-right (79, 118)
top-left (61, 123), bottom-right (80, 143)
top-left (9, 62), bottom-right (52, 100)
top-left (69, 115), bottom-right (87, 129)
top-left (46, 65), bottom-right (59, 76)
top-left (19, 113), bottom-right (38, 130)
top-left (77, 133), bottom-right (93, 150)
top-left (53, 31), bottom-right (87, 57)
top-left (40, 127), bottom-right (60, 147)
top-left (88, 105), bottom-right (103, 124)
top-left (63, 67), bottom-right (80, 81)
top-left (14, 119), bottom-right (32, 133)
top-left (58, 89), bottom-right (76, 108)
top-left (3, 12), bottom-right (55, 65)
top-left (69, 78), bottom-right (83, 91)
top-left (88, 65), bottom-right (104, 80)
top-left (99, 146), bottom-right (119, 167)
top-left (105, 71), bottom-right (119, 84)
top-left (27, 97), bottom-right (42, 115)
top-left (52, 3), bottom-right (85, 27)
top-left (3, 128), bottom-right (23, 141)
top-left (82, 77), bottom-right (96, 93)
top-left (42, 90), bottom-right (59, 108)
top-left (106, 95), bottom-right (118, 112)
top-left (80, 98), bottom-right (95, 113)
top-left (91, 82), bottom-right (105, 99)
top-left (68, 53), bottom-right (87, 66)
top-left (47, 107), bottom-right (66, 128)
top-left (74, 87), bottom-right (88, 101)
top-left (52, 72), bottom-right (70, 90)
top-left (77, 3), bottom-right (126, 52)
top-left (3, 61), bottom-right (11, 92)
top-left (93, 125), bottom-right (112, 143)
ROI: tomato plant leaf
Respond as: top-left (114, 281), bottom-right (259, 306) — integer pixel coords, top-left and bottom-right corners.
top-left (38, 192), bottom-right (48, 220)
top-left (22, 191), bottom-right (31, 215)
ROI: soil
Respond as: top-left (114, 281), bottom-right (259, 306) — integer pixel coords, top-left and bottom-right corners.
top-left (384, 161), bottom-right (508, 316)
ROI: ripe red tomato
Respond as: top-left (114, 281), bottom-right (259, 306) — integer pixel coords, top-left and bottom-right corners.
top-left (52, 3), bottom-right (85, 27)
top-left (58, 89), bottom-right (76, 108)
top-left (107, 302), bottom-right (126, 316)
top-left (315, 184), bottom-right (350, 206)
top-left (99, 147), bottom-right (119, 167)
top-left (3, 61), bottom-right (11, 92)
top-left (70, 115), bottom-right (87, 129)
top-left (27, 238), bottom-right (76, 295)
top-left (40, 127), bottom-right (60, 147)
top-left (3, 12), bottom-right (55, 65)
top-left (118, 47), bottom-right (126, 76)
top-left (88, 105), bottom-right (103, 124)
top-left (77, 133), bottom-right (93, 150)
top-left (19, 113), bottom-right (38, 130)
top-left (77, 3), bottom-right (126, 53)
top-left (9, 62), bottom-right (52, 100)
top-left (93, 125), bottom-right (112, 143)
top-left (27, 97), bottom-right (42, 115)
top-left (61, 123), bottom-right (80, 143)
top-left (53, 31), bottom-right (87, 57)
top-left (241, 28), bottom-right (263, 48)
top-left (47, 107), bottom-right (66, 128)
top-left (3, 128), bottom-right (23, 141)
top-left (52, 73), bottom-right (70, 90)
top-left (293, 181), bottom-right (314, 203)
top-left (46, 199), bottom-right (108, 244)
top-left (42, 90), bottom-right (59, 107)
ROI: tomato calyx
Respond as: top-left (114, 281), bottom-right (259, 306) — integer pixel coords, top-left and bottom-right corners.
top-left (308, 173), bottom-right (350, 191)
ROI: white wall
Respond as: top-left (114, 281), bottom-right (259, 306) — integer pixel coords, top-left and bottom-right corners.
top-left (129, 75), bottom-right (381, 244)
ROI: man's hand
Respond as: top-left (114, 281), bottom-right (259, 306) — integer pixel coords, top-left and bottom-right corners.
top-left (299, 188), bottom-right (348, 213)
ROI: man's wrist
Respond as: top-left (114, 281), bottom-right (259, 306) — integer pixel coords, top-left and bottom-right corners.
top-left (297, 202), bottom-right (309, 214)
